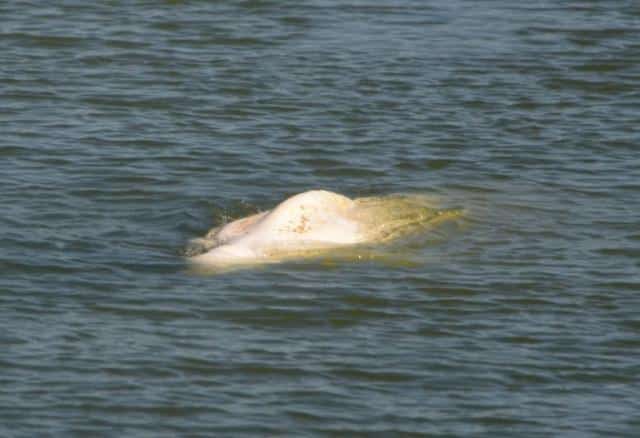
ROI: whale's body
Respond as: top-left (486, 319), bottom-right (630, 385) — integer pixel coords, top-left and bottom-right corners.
top-left (187, 190), bottom-right (459, 270)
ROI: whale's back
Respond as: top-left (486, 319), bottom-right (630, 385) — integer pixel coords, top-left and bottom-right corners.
top-left (242, 190), bottom-right (363, 246)
top-left (187, 190), bottom-right (463, 271)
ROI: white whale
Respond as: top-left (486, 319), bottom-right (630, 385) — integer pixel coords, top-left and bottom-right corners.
top-left (186, 190), bottom-right (460, 270)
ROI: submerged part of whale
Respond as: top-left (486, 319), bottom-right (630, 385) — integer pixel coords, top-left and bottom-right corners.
top-left (186, 190), bottom-right (461, 270)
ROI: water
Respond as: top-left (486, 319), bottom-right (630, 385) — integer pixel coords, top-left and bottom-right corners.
top-left (1, 1), bottom-right (639, 436)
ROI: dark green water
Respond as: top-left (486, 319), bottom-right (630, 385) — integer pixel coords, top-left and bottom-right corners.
top-left (2, 1), bottom-right (639, 436)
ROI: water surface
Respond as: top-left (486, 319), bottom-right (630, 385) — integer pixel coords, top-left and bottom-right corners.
top-left (1, 1), bottom-right (639, 436)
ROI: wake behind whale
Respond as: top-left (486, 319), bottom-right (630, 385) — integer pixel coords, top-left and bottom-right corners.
top-left (186, 190), bottom-right (462, 272)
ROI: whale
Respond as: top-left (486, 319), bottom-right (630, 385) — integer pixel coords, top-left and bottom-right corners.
top-left (186, 190), bottom-right (460, 271)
